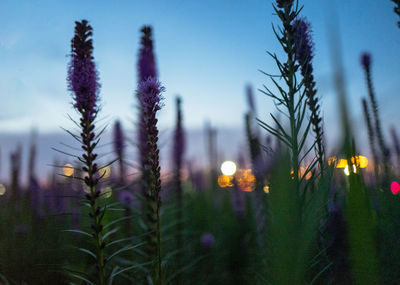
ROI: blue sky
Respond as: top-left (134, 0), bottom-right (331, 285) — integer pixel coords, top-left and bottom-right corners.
top-left (0, 0), bottom-right (399, 150)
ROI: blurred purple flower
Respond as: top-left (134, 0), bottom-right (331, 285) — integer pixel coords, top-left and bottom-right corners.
top-left (173, 97), bottom-right (185, 172)
top-left (138, 26), bottom-right (157, 82)
top-left (276, 0), bottom-right (293, 9)
top-left (10, 145), bottom-right (22, 195)
top-left (67, 20), bottom-right (100, 119)
top-left (360, 52), bottom-right (371, 71)
top-left (29, 177), bottom-right (44, 218)
top-left (119, 191), bottom-right (134, 209)
top-left (293, 17), bottom-right (325, 169)
top-left (138, 77), bottom-right (165, 113)
top-left (114, 120), bottom-right (126, 183)
top-left (200, 232), bottom-right (215, 250)
top-left (113, 120), bottom-right (124, 156)
top-left (246, 85), bottom-right (256, 113)
top-left (136, 73), bottom-right (165, 267)
top-left (293, 18), bottom-right (314, 76)
top-left (137, 26), bottom-right (158, 179)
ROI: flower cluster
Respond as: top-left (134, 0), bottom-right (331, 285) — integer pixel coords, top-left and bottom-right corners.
top-left (173, 97), bottom-right (185, 168)
top-left (138, 26), bottom-right (157, 82)
top-left (360, 52), bottom-right (371, 71)
top-left (138, 77), bottom-right (165, 113)
top-left (276, 0), bottom-right (294, 9)
top-left (113, 120), bottom-right (124, 156)
top-left (293, 18), bottom-right (314, 76)
top-left (67, 20), bottom-right (100, 119)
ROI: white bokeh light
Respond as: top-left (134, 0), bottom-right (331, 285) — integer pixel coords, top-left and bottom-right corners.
top-left (220, 161), bottom-right (237, 176)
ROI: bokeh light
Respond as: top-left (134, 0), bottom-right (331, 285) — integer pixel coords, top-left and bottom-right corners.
top-left (328, 156), bottom-right (337, 166)
top-left (235, 169), bottom-right (256, 192)
top-left (391, 181), bottom-right (400, 195)
top-left (0, 184), bottom-right (6, 196)
top-left (220, 161), bottom-right (237, 176)
top-left (355, 155), bottom-right (368, 168)
top-left (336, 159), bottom-right (347, 169)
top-left (299, 167), bottom-right (312, 180)
top-left (63, 163), bottom-right (74, 177)
top-left (101, 187), bottom-right (113, 199)
top-left (99, 166), bottom-right (111, 179)
top-left (334, 156), bottom-right (368, 170)
top-left (218, 175), bottom-right (233, 188)
top-left (344, 164), bottom-right (357, 176)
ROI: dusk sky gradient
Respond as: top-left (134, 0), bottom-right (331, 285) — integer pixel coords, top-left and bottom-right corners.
top-left (1, 0), bottom-right (400, 154)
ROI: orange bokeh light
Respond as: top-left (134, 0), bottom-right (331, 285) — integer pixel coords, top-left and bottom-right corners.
top-left (218, 174), bottom-right (233, 188)
top-left (235, 169), bottom-right (256, 192)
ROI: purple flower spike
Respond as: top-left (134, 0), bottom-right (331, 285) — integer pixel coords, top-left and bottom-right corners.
top-left (67, 20), bottom-right (100, 119)
top-left (293, 17), bottom-right (325, 170)
top-left (114, 120), bottom-right (126, 183)
top-left (294, 18), bottom-right (314, 76)
top-left (173, 97), bottom-right (185, 170)
top-left (119, 191), bottom-right (134, 209)
top-left (246, 85), bottom-right (256, 113)
top-left (276, 0), bottom-right (293, 9)
top-left (200, 232), bottom-right (215, 250)
top-left (138, 26), bottom-right (157, 82)
top-left (67, 20), bottom-right (107, 283)
top-left (138, 77), bottom-right (165, 112)
top-left (361, 52), bottom-right (371, 71)
top-left (113, 120), bottom-right (124, 156)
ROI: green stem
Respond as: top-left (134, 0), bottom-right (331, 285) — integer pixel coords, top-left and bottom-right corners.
top-left (284, 5), bottom-right (300, 188)
top-left (83, 115), bottom-right (106, 285)
top-left (157, 195), bottom-right (162, 285)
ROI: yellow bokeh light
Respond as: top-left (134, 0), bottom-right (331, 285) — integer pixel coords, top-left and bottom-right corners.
top-left (101, 187), bottom-right (113, 199)
top-left (263, 185), bottom-right (270, 194)
top-left (63, 163), bottom-right (74, 177)
top-left (99, 166), bottom-right (111, 179)
top-left (353, 155), bottom-right (368, 168)
top-left (294, 167), bottom-right (312, 180)
top-left (235, 169), bottom-right (256, 192)
top-left (328, 156), bottom-right (337, 166)
top-left (335, 155), bottom-right (368, 172)
top-left (0, 184), bottom-right (6, 196)
top-left (218, 175), bottom-right (233, 188)
top-left (336, 159), bottom-right (347, 168)
top-left (299, 167), bottom-right (306, 177)
top-left (220, 161), bottom-right (237, 176)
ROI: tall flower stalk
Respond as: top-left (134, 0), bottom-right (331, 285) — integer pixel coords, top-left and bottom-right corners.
top-left (362, 98), bottom-right (379, 181)
top-left (293, 18), bottom-right (325, 172)
top-left (113, 120), bottom-right (125, 184)
top-left (258, 0), bottom-right (312, 189)
top-left (10, 145), bottom-right (22, 201)
top-left (244, 85), bottom-right (266, 246)
top-left (67, 20), bottom-right (106, 284)
top-left (28, 131), bottom-right (42, 217)
top-left (172, 96), bottom-right (185, 284)
top-left (361, 52), bottom-right (389, 180)
top-left (137, 77), bottom-right (165, 284)
top-left (137, 26), bottom-right (157, 191)
top-left (205, 122), bottom-right (218, 191)
top-left (390, 126), bottom-right (400, 170)
top-left (136, 25), bottom-right (164, 283)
